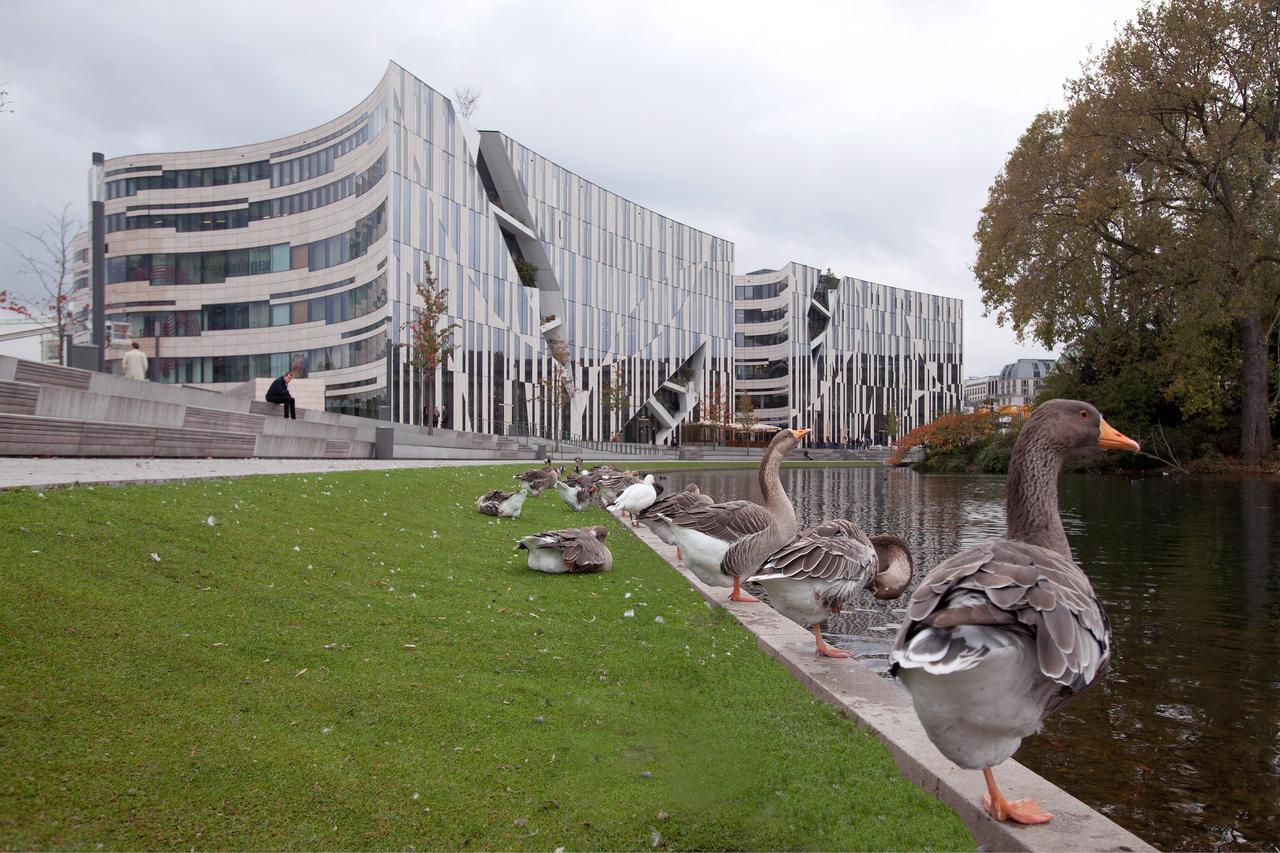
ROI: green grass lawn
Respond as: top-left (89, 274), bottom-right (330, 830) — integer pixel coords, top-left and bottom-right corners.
top-left (0, 467), bottom-right (971, 851)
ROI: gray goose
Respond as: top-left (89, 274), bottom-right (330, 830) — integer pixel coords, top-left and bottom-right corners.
top-left (637, 483), bottom-right (713, 557)
top-left (554, 472), bottom-right (596, 512)
top-left (662, 428), bottom-right (809, 602)
top-left (475, 486), bottom-right (529, 518)
top-left (754, 520), bottom-right (914, 657)
top-left (514, 456), bottom-right (558, 496)
top-left (889, 399), bottom-right (1139, 825)
top-left (517, 526), bottom-right (613, 574)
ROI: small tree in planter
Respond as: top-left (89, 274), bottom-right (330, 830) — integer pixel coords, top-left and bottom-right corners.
top-left (701, 384), bottom-right (732, 446)
top-left (514, 260), bottom-right (538, 287)
top-left (882, 409), bottom-right (900, 445)
top-left (2, 204), bottom-right (80, 365)
top-left (403, 261), bottom-right (459, 434)
top-left (539, 335), bottom-right (575, 452)
top-left (735, 392), bottom-right (758, 439)
top-left (601, 374), bottom-right (630, 441)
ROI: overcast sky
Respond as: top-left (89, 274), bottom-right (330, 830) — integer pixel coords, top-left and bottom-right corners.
top-left (0, 0), bottom-right (1143, 376)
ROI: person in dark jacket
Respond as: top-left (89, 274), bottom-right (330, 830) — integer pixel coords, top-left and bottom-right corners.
top-left (266, 372), bottom-right (296, 419)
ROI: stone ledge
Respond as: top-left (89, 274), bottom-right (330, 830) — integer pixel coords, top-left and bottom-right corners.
top-left (618, 517), bottom-right (1154, 853)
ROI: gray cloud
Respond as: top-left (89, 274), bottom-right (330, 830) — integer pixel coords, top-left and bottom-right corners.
top-left (0, 0), bottom-right (1139, 375)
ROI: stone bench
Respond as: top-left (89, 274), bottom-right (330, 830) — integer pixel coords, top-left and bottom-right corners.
top-left (0, 413), bottom-right (256, 458)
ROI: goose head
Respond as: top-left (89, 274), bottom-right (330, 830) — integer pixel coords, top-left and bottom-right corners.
top-left (642, 474), bottom-right (655, 485)
top-left (1026, 399), bottom-right (1140, 457)
top-left (683, 483), bottom-right (701, 495)
top-left (765, 427), bottom-right (811, 457)
top-left (590, 525), bottom-right (609, 542)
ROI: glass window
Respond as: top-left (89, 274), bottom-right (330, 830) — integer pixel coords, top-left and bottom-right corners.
top-left (290, 302), bottom-right (308, 325)
top-left (107, 256), bottom-right (128, 284)
top-left (203, 252), bottom-right (226, 284)
top-left (126, 255), bottom-right (150, 281)
top-left (226, 250), bottom-right (250, 278)
top-left (271, 244), bottom-right (290, 273)
top-left (292, 244), bottom-right (309, 270)
top-left (176, 254), bottom-right (202, 285)
top-left (150, 254), bottom-right (175, 286)
top-left (271, 304), bottom-right (290, 326)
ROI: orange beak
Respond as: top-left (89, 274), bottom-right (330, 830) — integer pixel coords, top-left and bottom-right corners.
top-left (790, 428), bottom-right (811, 440)
top-left (1098, 418), bottom-right (1140, 452)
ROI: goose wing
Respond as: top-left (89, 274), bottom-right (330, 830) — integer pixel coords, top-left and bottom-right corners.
top-left (518, 528), bottom-right (609, 572)
top-left (891, 538), bottom-right (1110, 704)
top-left (667, 499), bottom-right (772, 543)
top-left (755, 519), bottom-right (878, 606)
top-left (639, 488), bottom-right (712, 520)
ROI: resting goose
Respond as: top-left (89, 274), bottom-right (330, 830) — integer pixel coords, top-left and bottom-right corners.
top-left (889, 399), bottom-right (1139, 825)
top-left (663, 428), bottom-right (809, 602)
top-left (554, 473), bottom-right (596, 512)
top-left (608, 474), bottom-right (659, 526)
top-left (638, 484), bottom-right (713, 558)
top-left (475, 485), bottom-right (529, 518)
top-left (517, 525), bottom-right (613, 574)
top-left (515, 456), bottom-right (558, 496)
top-left (754, 520), bottom-right (914, 657)
top-left (594, 471), bottom-right (641, 507)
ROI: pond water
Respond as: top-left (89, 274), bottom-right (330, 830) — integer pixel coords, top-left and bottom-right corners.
top-left (661, 466), bottom-right (1280, 852)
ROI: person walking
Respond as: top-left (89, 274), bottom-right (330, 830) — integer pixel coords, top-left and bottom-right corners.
top-left (122, 341), bottom-right (149, 381)
top-left (265, 372), bottom-right (296, 419)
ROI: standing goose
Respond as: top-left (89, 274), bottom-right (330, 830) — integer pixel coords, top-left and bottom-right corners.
top-left (608, 474), bottom-right (658, 525)
top-left (889, 399), bottom-right (1139, 825)
top-left (554, 472), bottom-right (596, 512)
top-left (663, 428), bottom-right (809, 602)
top-left (594, 471), bottom-right (641, 507)
top-left (638, 483), bottom-right (713, 558)
top-left (475, 485), bottom-right (530, 518)
top-left (515, 456), bottom-right (558, 496)
top-left (754, 521), bottom-right (914, 657)
top-left (517, 526), bottom-right (613, 574)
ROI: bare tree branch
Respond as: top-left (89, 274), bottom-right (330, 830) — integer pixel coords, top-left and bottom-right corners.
top-left (3, 203), bottom-right (81, 364)
top-left (453, 86), bottom-right (481, 120)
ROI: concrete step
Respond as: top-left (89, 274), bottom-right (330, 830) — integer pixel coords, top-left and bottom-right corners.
top-left (0, 412), bottom-right (256, 458)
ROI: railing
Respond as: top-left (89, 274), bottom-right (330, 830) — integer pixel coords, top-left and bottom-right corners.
top-left (500, 423), bottom-right (669, 457)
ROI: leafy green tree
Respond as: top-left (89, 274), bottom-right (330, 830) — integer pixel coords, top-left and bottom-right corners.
top-left (403, 261), bottom-right (459, 434)
top-left (975, 0), bottom-right (1280, 464)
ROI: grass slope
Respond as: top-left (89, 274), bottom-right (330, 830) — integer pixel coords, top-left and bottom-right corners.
top-left (0, 467), bottom-right (971, 851)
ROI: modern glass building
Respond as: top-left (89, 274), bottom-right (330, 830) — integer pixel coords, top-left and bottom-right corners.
top-left (733, 263), bottom-right (962, 444)
top-left (75, 61), bottom-right (734, 442)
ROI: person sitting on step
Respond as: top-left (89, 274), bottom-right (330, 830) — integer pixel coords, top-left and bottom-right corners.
top-left (265, 372), bottom-right (296, 420)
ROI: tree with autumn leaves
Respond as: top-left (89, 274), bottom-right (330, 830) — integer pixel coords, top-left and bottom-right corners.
top-left (974, 0), bottom-right (1280, 465)
top-left (403, 261), bottom-right (459, 434)
top-left (890, 410), bottom-right (1000, 466)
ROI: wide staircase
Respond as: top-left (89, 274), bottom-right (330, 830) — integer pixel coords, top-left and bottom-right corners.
top-left (0, 356), bottom-right (537, 461)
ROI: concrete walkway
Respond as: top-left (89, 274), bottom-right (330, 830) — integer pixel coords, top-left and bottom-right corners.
top-left (0, 456), bottom-right (527, 490)
top-left (615, 515), bottom-right (1154, 853)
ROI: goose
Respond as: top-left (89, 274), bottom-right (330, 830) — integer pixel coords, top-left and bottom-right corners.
top-left (754, 520), bottom-right (914, 657)
top-left (475, 485), bottom-right (530, 518)
top-left (594, 471), bottom-right (641, 506)
top-left (554, 473), bottom-right (596, 512)
top-left (517, 525), bottom-right (613, 574)
top-left (889, 399), bottom-right (1139, 825)
top-left (608, 474), bottom-right (658, 526)
top-left (662, 428), bottom-right (809, 602)
top-left (515, 456), bottom-right (558, 496)
top-left (637, 484), bottom-right (713, 558)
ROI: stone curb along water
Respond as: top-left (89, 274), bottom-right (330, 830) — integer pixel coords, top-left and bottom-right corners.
top-left (615, 513), bottom-right (1154, 853)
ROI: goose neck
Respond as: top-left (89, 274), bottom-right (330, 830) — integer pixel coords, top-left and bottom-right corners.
top-left (758, 442), bottom-right (797, 531)
top-left (1005, 427), bottom-right (1070, 558)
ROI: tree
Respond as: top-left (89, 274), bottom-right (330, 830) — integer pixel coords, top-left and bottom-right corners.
top-left (0, 84), bottom-right (12, 115)
top-left (974, 0), bottom-right (1280, 464)
top-left (735, 392), bottom-right (758, 432)
top-left (882, 409), bottom-right (900, 443)
top-left (600, 372), bottom-right (630, 438)
top-left (453, 86), bottom-right (481, 120)
top-left (539, 335), bottom-right (575, 452)
top-left (403, 261), bottom-right (459, 434)
top-left (2, 204), bottom-right (80, 365)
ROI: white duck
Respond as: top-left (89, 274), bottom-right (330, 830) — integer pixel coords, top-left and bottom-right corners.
top-left (517, 526), bottom-right (613, 574)
top-left (607, 474), bottom-right (658, 526)
top-left (754, 520), bottom-right (913, 657)
top-left (890, 399), bottom-right (1139, 825)
top-left (475, 485), bottom-right (529, 518)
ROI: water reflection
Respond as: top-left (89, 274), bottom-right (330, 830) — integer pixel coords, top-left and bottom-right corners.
top-left (661, 467), bottom-right (1280, 851)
